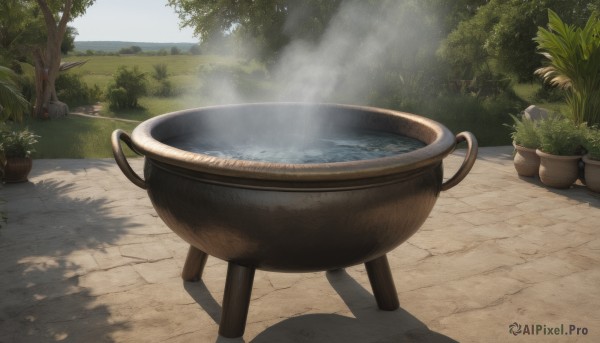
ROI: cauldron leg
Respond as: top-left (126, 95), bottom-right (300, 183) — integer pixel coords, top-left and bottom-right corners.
top-left (365, 254), bottom-right (399, 311)
top-left (219, 262), bottom-right (255, 338)
top-left (181, 245), bottom-right (208, 282)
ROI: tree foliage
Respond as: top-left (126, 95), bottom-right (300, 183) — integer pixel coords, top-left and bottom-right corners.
top-left (535, 10), bottom-right (600, 125)
top-left (61, 26), bottom-right (78, 55)
top-left (0, 0), bottom-right (95, 118)
top-left (439, 0), bottom-right (600, 81)
top-left (0, 66), bottom-right (30, 122)
top-left (168, 0), bottom-right (343, 63)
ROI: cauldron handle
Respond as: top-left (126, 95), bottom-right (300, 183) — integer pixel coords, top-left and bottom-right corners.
top-left (111, 129), bottom-right (147, 190)
top-left (441, 131), bottom-right (478, 191)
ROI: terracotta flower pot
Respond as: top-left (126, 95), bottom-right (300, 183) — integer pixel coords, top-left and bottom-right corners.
top-left (536, 150), bottom-right (581, 189)
top-left (2, 157), bottom-right (33, 183)
top-left (583, 155), bottom-right (600, 193)
top-left (513, 143), bottom-right (540, 177)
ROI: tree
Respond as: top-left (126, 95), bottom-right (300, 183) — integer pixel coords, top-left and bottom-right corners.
top-left (535, 10), bottom-right (600, 125)
top-left (168, 0), bottom-right (343, 64)
top-left (0, 1), bottom-right (41, 69)
top-left (61, 26), bottom-right (78, 55)
top-left (439, 0), bottom-right (600, 81)
top-left (31, 0), bottom-right (95, 118)
top-left (189, 44), bottom-right (201, 55)
top-left (119, 46), bottom-right (142, 55)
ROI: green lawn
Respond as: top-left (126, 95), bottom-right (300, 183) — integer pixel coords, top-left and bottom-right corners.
top-left (9, 55), bottom-right (570, 159)
top-left (14, 116), bottom-right (138, 159)
top-left (63, 54), bottom-right (243, 80)
top-left (513, 82), bottom-right (569, 114)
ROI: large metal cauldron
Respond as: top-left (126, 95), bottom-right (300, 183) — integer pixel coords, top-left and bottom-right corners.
top-left (112, 103), bottom-right (477, 338)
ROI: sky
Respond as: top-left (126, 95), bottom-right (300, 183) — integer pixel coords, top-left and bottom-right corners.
top-left (70, 0), bottom-right (198, 43)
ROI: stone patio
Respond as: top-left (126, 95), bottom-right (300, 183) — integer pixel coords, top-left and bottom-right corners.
top-left (0, 146), bottom-right (598, 342)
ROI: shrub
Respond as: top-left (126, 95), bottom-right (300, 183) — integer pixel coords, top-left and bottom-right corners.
top-left (118, 46), bottom-right (142, 55)
top-left (106, 66), bottom-right (147, 109)
top-left (152, 64), bottom-right (168, 81)
top-left (533, 83), bottom-right (564, 103)
top-left (189, 45), bottom-right (201, 55)
top-left (152, 80), bottom-right (175, 97)
top-left (584, 127), bottom-right (600, 160)
top-left (507, 114), bottom-right (540, 149)
top-left (55, 73), bottom-right (103, 106)
top-left (0, 128), bottom-right (39, 158)
top-left (537, 115), bottom-right (585, 155)
top-left (106, 87), bottom-right (128, 109)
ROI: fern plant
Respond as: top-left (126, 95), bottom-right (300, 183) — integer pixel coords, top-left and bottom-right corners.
top-left (537, 116), bottom-right (585, 156)
top-left (507, 114), bottom-right (540, 149)
top-left (584, 127), bottom-right (600, 160)
top-left (0, 128), bottom-right (39, 158)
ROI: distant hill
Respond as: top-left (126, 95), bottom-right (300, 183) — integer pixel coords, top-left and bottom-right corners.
top-left (75, 41), bottom-right (197, 53)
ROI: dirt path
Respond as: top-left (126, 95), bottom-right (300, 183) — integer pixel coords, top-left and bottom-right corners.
top-left (70, 104), bottom-right (141, 123)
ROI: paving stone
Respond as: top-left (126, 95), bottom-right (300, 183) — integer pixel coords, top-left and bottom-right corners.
top-left (1, 147), bottom-right (599, 342)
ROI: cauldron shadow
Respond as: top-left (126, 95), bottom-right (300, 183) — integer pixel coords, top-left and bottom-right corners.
top-left (184, 270), bottom-right (457, 343)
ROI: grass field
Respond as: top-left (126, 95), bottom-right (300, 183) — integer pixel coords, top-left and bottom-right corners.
top-left (513, 82), bottom-right (569, 114)
top-left (62, 54), bottom-right (270, 121)
top-left (6, 54), bottom-right (569, 159)
top-left (12, 116), bottom-right (138, 159)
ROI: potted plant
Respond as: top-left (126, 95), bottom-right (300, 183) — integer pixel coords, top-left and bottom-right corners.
top-left (535, 116), bottom-right (584, 188)
top-left (583, 127), bottom-right (600, 193)
top-left (507, 114), bottom-right (540, 177)
top-left (0, 128), bottom-right (39, 183)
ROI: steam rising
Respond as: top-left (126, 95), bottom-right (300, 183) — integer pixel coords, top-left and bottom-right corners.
top-left (191, 1), bottom-right (440, 151)
top-left (200, 1), bottom-right (438, 104)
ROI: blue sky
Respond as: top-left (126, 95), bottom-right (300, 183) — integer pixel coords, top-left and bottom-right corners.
top-left (71, 0), bottom-right (197, 42)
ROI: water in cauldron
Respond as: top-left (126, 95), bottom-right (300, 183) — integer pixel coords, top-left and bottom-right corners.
top-left (166, 130), bottom-right (425, 164)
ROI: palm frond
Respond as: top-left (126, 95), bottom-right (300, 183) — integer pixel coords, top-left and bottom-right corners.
top-left (534, 9), bottom-right (600, 125)
top-left (0, 66), bottom-right (30, 122)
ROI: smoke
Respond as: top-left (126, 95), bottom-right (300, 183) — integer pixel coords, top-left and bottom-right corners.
top-left (200, 0), bottom-right (440, 106)
top-left (189, 0), bottom-right (442, 150)
top-left (274, 1), bottom-right (404, 103)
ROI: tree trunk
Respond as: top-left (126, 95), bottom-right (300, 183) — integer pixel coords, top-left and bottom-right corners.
top-left (33, 0), bottom-right (74, 119)
top-left (33, 50), bottom-right (47, 118)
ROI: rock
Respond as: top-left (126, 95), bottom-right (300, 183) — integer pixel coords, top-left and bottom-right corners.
top-left (47, 101), bottom-right (69, 119)
top-left (523, 105), bottom-right (549, 121)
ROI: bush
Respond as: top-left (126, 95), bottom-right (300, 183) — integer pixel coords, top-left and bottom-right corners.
top-left (507, 114), bottom-right (540, 149)
top-left (584, 127), bottom-right (600, 160)
top-left (152, 80), bottom-right (175, 97)
top-left (106, 66), bottom-right (147, 109)
top-left (189, 45), bottom-right (201, 55)
top-left (55, 73), bottom-right (103, 106)
top-left (152, 64), bottom-right (168, 81)
top-left (0, 128), bottom-right (39, 158)
top-left (533, 83), bottom-right (564, 103)
top-left (106, 87), bottom-right (128, 109)
top-left (537, 115), bottom-right (585, 155)
top-left (118, 46), bottom-right (142, 55)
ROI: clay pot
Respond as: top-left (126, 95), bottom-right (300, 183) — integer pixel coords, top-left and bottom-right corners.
top-left (2, 157), bottom-right (33, 183)
top-left (536, 150), bottom-right (581, 189)
top-left (583, 155), bottom-right (600, 193)
top-left (513, 143), bottom-right (540, 177)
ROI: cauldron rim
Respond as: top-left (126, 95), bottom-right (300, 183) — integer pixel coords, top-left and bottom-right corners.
top-left (130, 103), bottom-right (455, 182)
